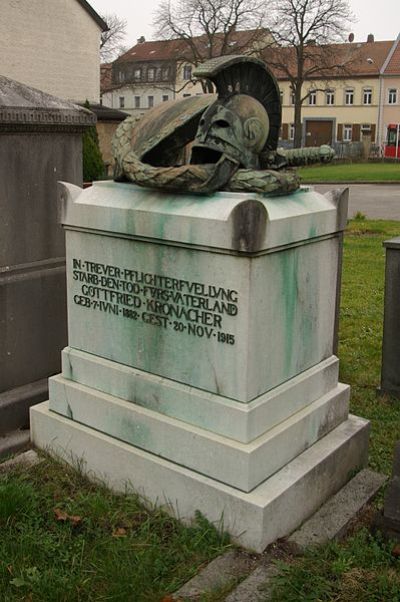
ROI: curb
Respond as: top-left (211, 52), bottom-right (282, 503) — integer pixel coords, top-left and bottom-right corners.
top-left (302, 181), bottom-right (400, 185)
top-left (171, 468), bottom-right (387, 601)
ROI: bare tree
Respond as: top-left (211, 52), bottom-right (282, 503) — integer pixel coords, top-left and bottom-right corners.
top-left (262, 0), bottom-right (355, 147)
top-left (100, 14), bottom-right (127, 62)
top-left (153, 0), bottom-right (269, 92)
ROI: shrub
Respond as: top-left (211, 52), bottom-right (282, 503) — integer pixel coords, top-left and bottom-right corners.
top-left (82, 101), bottom-right (105, 182)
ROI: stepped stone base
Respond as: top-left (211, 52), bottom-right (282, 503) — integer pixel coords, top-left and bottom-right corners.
top-left (31, 402), bottom-right (369, 552)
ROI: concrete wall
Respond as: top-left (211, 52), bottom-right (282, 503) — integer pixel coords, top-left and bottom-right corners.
top-left (0, 0), bottom-right (101, 102)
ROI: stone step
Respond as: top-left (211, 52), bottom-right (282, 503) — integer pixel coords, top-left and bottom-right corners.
top-left (287, 468), bottom-right (387, 551)
top-left (171, 468), bottom-right (386, 601)
top-left (0, 378), bottom-right (47, 435)
top-left (171, 549), bottom-right (257, 600)
top-left (224, 564), bottom-right (279, 602)
top-left (31, 402), bottom-right (370, 552)
top-left (0, 449), bottom-right (42, 473)
top-left (0, 429), bottom-right (31, 460)
top-left (49, 374), bottom-right (350, 493)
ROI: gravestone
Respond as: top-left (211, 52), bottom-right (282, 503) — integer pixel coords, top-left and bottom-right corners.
top-left (380, 237), bottom-right (400, 398)
top-left (30, 56), bottom-right (370, 551)
top-left (374, 441), bottom-right (400, 542)
top-left (0, 75), bottom-right (95, 436)
top-left (30, 182), bottom-right (370, 550)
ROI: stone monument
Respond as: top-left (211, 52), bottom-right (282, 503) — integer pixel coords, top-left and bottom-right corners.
top-left (0, 76), bottom-right (95, 443)
top-left (31, 56), bottom-right (369, 551)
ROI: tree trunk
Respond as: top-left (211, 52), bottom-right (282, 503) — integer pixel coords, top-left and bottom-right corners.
top-left (294, 86), bottom-right (303, 148)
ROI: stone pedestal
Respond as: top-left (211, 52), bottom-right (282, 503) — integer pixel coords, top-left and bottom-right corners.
top-left (31, 181), bottom-right (369, 551)
top-left (380, 237), bottom-right (400, 398)
top-left (0, 75), bottom-right (95, 434)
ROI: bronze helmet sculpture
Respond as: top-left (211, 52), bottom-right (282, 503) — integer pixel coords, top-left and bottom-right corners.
top-left (112, 55), bottom-right (333, 195)
top-left (190, 55), bottom-right (281, 169)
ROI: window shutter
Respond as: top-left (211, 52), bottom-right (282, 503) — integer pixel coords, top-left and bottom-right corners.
top-left (337, 124), bottom-right (343, 141)
top-left (371, 124), bottom-right (376, 142)
top-left (282, 123), bottom-right (289, 140)
top-left (353, 124), bottom-right (361, 141)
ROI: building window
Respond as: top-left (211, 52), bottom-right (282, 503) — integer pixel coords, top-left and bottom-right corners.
top-left (280, 90), bottom-right (284, 105)
top-left (308, 90), bottom-right (317, 105)
top-left (134, 96), bottom-right (140, 108)
top-left (148, 96), bottom-right (154, 108)
top-left (162, 67), bottom-right (170, 81)
top-left (343, 124), bottom-right (352, 142)
top-left (183, 93), bottom-right (191, 97)
top-left (183, 65), bottom-right (192, 80)
top-left (326, 89), bottom-right (335, 105)
top-left (134, 68), bottom-right (141, 81)
top-left (289, 123), bottom-right (295, 140)
top-left (118, 71), bottom-right (125, 83)
top-left (290, 91), bottom-right (295, 105)
top-left (363, 88), bottom-right (372, 105)
top-left (119, 97), bottom-right (125, 108)
top-left (388, 88), bottom-right (397, 104)
top-left (361, 123), bottom-right (372, 136)
top-left (345, 88), bottom-right (354, 105)
top-left (162, 95), bottom-right (169, 102)
top-left (147, 68), bottom-right (155, 81)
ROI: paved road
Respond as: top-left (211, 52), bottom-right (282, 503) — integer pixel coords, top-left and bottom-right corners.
top-left (313, 184), bottom-right (400, 220)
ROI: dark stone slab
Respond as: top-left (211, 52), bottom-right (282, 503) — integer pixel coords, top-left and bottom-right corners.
top-left (0, 76), bottom-right (92, 426)
top-left (0, 379), bottom-right (48, 435)
top-left (0, 430), bottom-right (30, 461)
top-left (380, 239), bottom-right (400, 398)
top-left (374, 512), bottom-right (400, 543)
top-left (392, 441), bottom-right (400, 477)
top-left (383, 477), bottom-right (400, 523)
top-left (373, 441), bottom-right (400, 542)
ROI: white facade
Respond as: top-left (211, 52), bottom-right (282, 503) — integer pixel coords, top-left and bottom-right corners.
top-left (0, 0), bottom-right (103, 102)
top-left (102, 62), bottom-right (204, 116)
top-left (103, 85), bottom-right (175, 117)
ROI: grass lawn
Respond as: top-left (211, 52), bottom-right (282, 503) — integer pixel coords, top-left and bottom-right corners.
top-left (0, 461), bottom-right (230, 601)
top-left (1, 219), bottom-right (400, 601)
top-left (298, 162), bottom-right (400, 182)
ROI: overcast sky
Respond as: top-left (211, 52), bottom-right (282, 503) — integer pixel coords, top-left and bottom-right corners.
top-left (90, 0), bottom-right (400, 49)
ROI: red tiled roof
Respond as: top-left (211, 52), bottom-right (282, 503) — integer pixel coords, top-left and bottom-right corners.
top-left (383, 39), bottom-right (400, 75)
top-left (262, 40), bottom-right (393, 80)
top-left (115, 30), bottom-right (268, 63)
top-left (112, 33), bottom-right (397, 80)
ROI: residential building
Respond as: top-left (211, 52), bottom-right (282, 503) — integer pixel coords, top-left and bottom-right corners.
top-left (0, 0), bottom-right (107, 103)
top-left (379, 34), bottom-right (400, 147)
top-left (101, 32), bottom-right (400, 151)
top-left (271, 37), bottom-right (394, 147)
top-left (101, 30), bottom-right (273, 115)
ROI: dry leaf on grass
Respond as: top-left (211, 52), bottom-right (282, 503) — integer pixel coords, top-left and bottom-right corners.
top-left (112, 527), bottom-right (127, 537)
top-left (392, 543), bottom-right (400, 558)
top-left (54, 508), bottom-right (82, 525)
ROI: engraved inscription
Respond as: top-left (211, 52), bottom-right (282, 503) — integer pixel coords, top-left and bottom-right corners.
top-left (71, 259), bottom-right (238, 344)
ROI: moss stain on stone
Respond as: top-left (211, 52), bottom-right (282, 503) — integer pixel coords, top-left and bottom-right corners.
top-left (119, 417), bottom-right (153, 451)
top-left (279, 247), bottom-right (299, 376)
